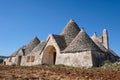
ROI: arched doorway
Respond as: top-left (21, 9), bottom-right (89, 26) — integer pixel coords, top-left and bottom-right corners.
top-left (42, 46), bottom-right (56, 65)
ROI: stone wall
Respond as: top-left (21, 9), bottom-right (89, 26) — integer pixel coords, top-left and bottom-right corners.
top-left (4, 57), bottom-right (16, 65)
top-left (20, 51), bottom-right (42, 66)
top-left (56, 51), bottom-right (93, 68)
top-left (20, 34), bottom-right (61, 66)
top-left (19, 34), bottom-right (94, 68)
top-left (91, 51), bottom-right (107, 67)
top-left (41, 34), bottom-right (61, 65)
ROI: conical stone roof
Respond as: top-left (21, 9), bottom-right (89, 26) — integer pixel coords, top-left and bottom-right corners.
top-left (31, 40), bottom-right (46, 54)
top-left (11, 45), bottom-right (26, 56)
top-left (62, 29), bottom-right (100, 53)
top-left (25, 36), bottom-right (40, 55)
top-left (52, 34), bottom-right (67, 51)
top-left (60, 19), bottom-right (80, 46)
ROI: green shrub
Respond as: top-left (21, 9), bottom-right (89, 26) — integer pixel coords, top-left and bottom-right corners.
top-left (104, 60), bottom-right (112, 64)
top-left (54, 64), bottom-right (66, 67)
top-left (0, 59), bottom-right (3, 64)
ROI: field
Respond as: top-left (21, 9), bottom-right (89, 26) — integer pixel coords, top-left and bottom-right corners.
top-left (0, 63), bottom-right (120, 80)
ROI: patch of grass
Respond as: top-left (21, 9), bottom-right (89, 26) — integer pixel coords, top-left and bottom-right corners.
top-left (101, 60), bottom-right (120, 71)
top-left (91, 66), bottom-right (99, 69)
top-left (102, 60), bottom-right (113, 68)
top-left (117, 66), bottom-right (120, 71)
top-left (35, 64), bottom-right (79, 69)
top-left (54, 64), bottom-right (66, 67)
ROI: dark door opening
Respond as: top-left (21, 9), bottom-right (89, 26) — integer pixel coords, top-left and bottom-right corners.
top-left (3, 61), bottom-right (6, 65)
top-left (53, 52), bottom-right (56, 64)
top-left (18, 56), bottom-right (22, 66)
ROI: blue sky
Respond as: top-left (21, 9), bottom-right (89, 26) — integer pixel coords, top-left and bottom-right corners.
top-left (0, 0), bottom-right (120, 56)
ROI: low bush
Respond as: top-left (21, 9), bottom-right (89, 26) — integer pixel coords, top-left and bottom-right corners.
top-left (0, 59), bottom-right (3, 64)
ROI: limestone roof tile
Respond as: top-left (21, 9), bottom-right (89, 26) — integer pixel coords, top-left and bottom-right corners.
top-left (52, 34), bottom-right (67, 51)
top-left (62, 29), bottom-right (101, 53)
top-left (25, 36), bottom-right (40, 55)
top-left (60, 19), bottom-right (80, 46)
top-left (11, 45), bottom-right (26, 56)
top-left (31, 40), bottom-right (46, 54)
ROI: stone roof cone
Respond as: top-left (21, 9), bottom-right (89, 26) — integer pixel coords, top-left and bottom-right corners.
top-left (11, 45), bottom-right (26, 56)
top-left (63, 29), bottom-right (100, 53)
top-left (11, 36), bottom-right (41, 56)
top-left (28, 36), bottom-right (40, 47)
top-left (31, 40), bottom-right (46, 54)
top-left (25, 36), bottom-right (40, 55)
top-left (60, 19), bottom-right (80, 46)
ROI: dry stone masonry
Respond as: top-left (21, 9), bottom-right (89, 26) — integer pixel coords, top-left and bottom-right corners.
top-left (3, 19), bottom-right (119, 68)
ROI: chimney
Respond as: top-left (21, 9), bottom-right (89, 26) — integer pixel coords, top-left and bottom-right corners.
top-left (103, 29), bottom-right (109, 49)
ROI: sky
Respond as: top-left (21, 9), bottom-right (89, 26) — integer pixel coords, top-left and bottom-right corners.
top-left (0, 0), bottom-right (120, 56)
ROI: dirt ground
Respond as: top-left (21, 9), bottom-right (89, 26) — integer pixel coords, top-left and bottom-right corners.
top-left (0, 65), bottom-right (120, 80)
